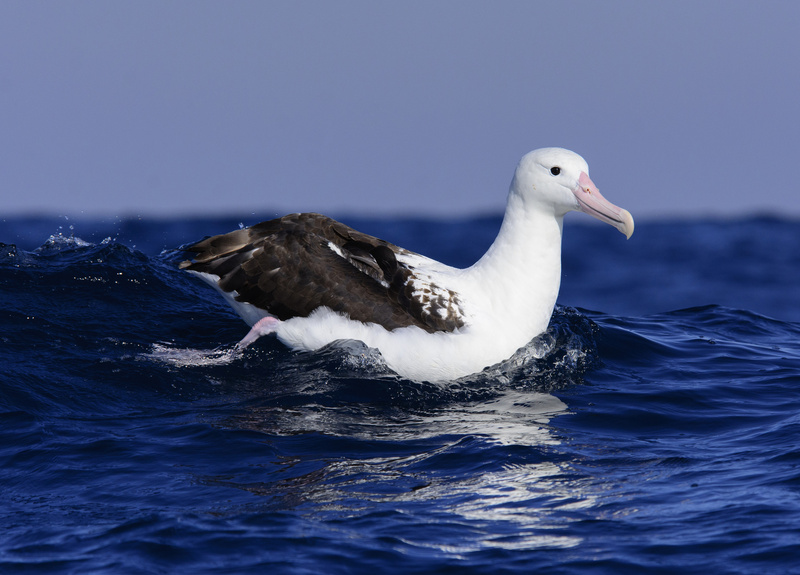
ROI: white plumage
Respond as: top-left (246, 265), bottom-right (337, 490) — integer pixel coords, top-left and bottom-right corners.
top-left (181, 148), bottom-right (633, 382)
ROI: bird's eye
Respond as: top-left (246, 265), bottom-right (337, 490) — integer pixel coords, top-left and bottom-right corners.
top-left (550, 166), bottom-right (561, 176)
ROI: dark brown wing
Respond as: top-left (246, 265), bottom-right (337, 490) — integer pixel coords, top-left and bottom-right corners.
top-left (179, 213), bottom-right (464, 333)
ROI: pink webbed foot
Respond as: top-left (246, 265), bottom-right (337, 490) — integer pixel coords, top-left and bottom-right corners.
top-left (236, 316), bottom-right (281, 350)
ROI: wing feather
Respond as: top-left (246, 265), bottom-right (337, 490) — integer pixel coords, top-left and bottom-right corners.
top-left (180, 213), bottom-right (464, 333)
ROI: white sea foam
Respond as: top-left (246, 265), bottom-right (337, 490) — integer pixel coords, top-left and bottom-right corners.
top-left (143, 343), bottom-right (243, 367)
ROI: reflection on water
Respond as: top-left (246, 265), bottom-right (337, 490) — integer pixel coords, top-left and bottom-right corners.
top-left (205, 388), bottom-right (594, 551)
top-left (169, 306), bottom-right (604, 552)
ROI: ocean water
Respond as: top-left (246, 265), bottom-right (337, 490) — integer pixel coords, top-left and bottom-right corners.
top-left (1, 215), bottom-right (799, 574)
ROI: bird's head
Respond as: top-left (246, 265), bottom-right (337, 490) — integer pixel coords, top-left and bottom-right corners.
top-left (511, 147), bottom-right (634, 239)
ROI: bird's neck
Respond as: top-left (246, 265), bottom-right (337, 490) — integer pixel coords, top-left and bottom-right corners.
top-left (466, 192), bottom-right (564, 338)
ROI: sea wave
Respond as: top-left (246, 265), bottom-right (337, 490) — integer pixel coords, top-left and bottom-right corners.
top-left (2, 219), bottom-right (800, 574)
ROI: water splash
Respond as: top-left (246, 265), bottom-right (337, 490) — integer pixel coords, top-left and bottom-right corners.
top-left (36, 232), bottom-right (93, 252)
top-left (143, 343), bottom-right (244, 367)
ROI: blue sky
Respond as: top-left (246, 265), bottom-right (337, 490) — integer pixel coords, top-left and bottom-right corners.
top-left (1, 1), bottom-right (799, 219)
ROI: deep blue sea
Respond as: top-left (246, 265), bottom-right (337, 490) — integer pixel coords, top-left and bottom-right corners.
top-left (2, 214), bottom-right (799, 574)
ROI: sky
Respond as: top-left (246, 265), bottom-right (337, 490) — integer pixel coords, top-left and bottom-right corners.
top-left (1, 1), bottom-right (799, 220)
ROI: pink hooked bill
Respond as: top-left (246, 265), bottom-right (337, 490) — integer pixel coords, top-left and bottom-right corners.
top-left (573, 172), bottom-right (634, 239)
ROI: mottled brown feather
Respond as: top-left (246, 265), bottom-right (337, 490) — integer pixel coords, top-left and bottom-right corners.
top-left (179, 213), bottom-right (464, 333)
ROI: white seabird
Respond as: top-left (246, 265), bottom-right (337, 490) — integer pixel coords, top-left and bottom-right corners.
top-left (180, 147), bottom-right (634, 382)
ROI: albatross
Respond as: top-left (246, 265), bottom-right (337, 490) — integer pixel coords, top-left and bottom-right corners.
top-left (180, 147), bottom-right (633, 382)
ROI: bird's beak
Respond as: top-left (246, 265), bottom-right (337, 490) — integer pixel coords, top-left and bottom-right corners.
top-left (573, 172), bottom-right (634, 239)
